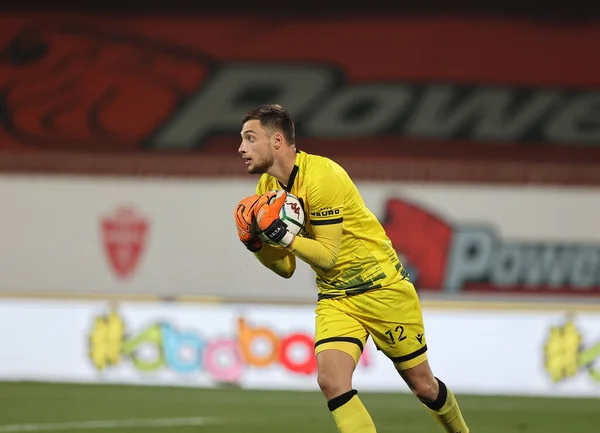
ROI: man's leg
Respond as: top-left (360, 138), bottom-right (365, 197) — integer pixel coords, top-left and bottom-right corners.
top-left (396, 359), bottom-right (469, 433)
top-left (317, 349), bottom-right (376, 433)
top-left (352, 281), bottom-right (468, 433)
top-left (314, 299), bottom-right (375, 432)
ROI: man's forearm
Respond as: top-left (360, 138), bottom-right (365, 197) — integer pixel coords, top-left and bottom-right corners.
top-left (288, 235), bottom-right (338, 271)
top-left (254, 243), bottom-right (296, 278)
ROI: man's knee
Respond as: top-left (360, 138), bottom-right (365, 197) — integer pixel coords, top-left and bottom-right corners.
top-left (396, 360), bottom-right (439, 403)
top-left (316, 349), bottom-right (356, 400)
top-left (317, 369), bottom-right (350, 398)
top-left (409, 375), bottom-right (439, 402)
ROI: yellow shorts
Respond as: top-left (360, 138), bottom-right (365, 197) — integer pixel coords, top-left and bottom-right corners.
top-left (314, 279), bottom-right (427, 370)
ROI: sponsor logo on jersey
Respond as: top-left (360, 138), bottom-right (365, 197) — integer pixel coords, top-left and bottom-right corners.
top-left (310, 209), bottom-right (341, 218)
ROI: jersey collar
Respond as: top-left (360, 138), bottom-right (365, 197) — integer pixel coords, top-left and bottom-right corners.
top-left (278, 149), bottom-right (303, 192)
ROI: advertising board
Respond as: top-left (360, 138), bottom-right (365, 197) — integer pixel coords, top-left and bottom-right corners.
top-left (1, 175), bottom-right (600, 298)
top-left (1, 299), bottom-right (599, 397)
top-left (0, 14), bottom-right (599, 183)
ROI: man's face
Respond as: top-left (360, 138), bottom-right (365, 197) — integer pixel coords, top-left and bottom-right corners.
top-left (238, 119), bottom-right (275, 174)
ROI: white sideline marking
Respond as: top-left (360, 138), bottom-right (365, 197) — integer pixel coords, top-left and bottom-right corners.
top-left (0, 417), bottom-right (215, 432)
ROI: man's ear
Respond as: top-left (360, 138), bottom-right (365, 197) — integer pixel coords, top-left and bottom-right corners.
top-left (272, 132), bottom-right (284, 149)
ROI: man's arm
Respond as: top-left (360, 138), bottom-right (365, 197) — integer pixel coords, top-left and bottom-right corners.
top-left (251, 176), bottom-right (296, 278)
top-left (253, 243), bottom-right (296, 278)
top-left (288, 223), bottom-right (341, 271)
top-left (286, 171), bottom-right (344, 271)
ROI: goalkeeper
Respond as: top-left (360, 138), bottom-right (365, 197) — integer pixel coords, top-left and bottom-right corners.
top-left (234, 104), bottom-right (469, 433)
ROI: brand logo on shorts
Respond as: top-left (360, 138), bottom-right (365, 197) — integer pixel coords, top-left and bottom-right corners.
top-left (382, 198), bottom-right (600, 296)
top-left (101, 206), bottom-right (150, 280)
top-left (415, 334), bottom-right (423, 344)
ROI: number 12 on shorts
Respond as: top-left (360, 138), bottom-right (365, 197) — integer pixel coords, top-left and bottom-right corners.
top-left (385, 325), bottom-right (406, 344)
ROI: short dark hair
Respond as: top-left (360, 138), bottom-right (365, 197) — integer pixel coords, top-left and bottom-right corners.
top-left (242, 104), bottom-right (295, 144)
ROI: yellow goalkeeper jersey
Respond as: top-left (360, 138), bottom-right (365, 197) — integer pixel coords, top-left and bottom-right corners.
top-left (255, 150), bottom-right (407, 300)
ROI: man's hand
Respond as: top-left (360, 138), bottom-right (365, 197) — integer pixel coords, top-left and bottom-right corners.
top-left (255, 190), bottom-right (295, 247)
top-left (234, 195), bottom-right (262, 252)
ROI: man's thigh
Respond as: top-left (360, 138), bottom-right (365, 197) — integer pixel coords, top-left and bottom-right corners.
top-left (350, 280), bottom-right (428, 370)
top-left (314, 299), bottom-right (369, 366)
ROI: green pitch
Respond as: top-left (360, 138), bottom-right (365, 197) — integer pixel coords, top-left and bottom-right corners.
top-left (1, 381), bottom-right (599, 433)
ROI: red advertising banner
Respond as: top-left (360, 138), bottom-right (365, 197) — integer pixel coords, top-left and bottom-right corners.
top-left (1, 15), bottom-right (599, 181)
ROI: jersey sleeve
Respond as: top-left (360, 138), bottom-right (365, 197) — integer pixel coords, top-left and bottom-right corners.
top-left (307, 170), bottom-right (344, 226)
top-left (287, 170), bottom-right (344, 271)
top-left (253, 243), bottom-right (296, 279)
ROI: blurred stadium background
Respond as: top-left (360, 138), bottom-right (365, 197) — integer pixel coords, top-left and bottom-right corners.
top-left (1, 2), bottom-right (599, 432)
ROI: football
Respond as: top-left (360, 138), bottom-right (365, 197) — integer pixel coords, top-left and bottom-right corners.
top-left (254, 191), bottom-right (306, 240)
top-left (278, 192), bottom-right (306, 235)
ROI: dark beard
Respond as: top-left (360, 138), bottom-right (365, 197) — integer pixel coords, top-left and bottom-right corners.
top-left (248, 155), bottom-right (274, 174)
top-left (248, 165), bottom-right (264, 175)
